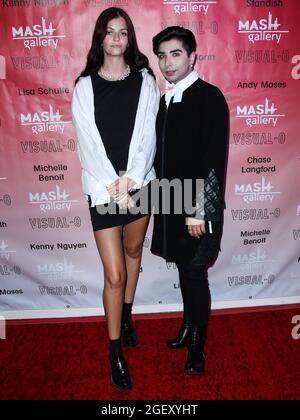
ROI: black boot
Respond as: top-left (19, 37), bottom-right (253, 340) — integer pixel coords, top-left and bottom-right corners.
top-left (167, 320), bottom-right (191, 349)
top-left (121, 321), bottom-right (138, 348)
top-left (110, 354), bottom-right (133, 392)
top-left (121, 303), bottom-right (138, 348)
top-left (184, 326), bottom-right (206, 375)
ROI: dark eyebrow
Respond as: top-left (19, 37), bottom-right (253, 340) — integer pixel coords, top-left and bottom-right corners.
top-left (158, 49), bottom-right (183, 54)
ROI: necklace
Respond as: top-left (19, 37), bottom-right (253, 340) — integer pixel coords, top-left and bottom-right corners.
top-left (99, 65), bottom-right (131, 81)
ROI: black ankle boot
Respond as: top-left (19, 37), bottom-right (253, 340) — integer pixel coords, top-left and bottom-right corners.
top-left (167, 320), bottom-right (191, 349)
top-left (184, 326), bottom-right (206, 375)
top-left (121, 321), bottom-right (138, 348)
top-left (110, 354), bottom-right (133, 392)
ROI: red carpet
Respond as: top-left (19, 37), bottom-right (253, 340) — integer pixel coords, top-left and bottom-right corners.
top-left (0, 307), bottom-right (300, 400)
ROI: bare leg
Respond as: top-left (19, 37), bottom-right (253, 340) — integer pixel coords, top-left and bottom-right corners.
top-left (123, 215), bottom-right (150, 304)
top-left (94, 226), bottom-right (126, 340)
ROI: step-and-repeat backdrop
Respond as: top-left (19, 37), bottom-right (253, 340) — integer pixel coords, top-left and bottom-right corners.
top-left (0, 0), bottom-right (299, 319)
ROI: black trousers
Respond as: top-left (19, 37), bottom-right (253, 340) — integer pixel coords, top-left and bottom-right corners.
top-left (175, 222), bottom-right (223, 329)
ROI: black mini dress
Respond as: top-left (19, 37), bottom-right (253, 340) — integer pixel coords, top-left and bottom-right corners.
top-left (88, 69), bottom-right (150, 231)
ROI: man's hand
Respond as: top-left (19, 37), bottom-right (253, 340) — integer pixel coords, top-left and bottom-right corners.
top-left (187, 218), bottom-right (206, 238)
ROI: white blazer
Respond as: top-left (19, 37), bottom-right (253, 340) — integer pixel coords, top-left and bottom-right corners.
top-left (71, 69), bottom-right (160, 206)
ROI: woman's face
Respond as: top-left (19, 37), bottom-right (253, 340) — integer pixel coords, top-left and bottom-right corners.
top-left (102, 17), bottom-right (129, 58)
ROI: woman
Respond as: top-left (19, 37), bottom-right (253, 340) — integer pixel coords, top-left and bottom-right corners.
top-left (71, 7), bottom-right (160, 392)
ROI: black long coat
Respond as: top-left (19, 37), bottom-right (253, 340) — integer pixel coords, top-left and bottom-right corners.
top-left (150, 78), bottom-right (229, 263)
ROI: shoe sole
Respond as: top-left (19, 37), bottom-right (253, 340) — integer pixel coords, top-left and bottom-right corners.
top-left (111, 376), bottom-right (133, 392)
top-left (121, 338), bottom-right (139, 349)
top-left (167, 342), bottom-right (187, 349)
top-left (184, 369), bottom-right (205, 376)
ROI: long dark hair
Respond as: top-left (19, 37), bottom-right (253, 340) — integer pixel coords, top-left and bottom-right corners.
top-left (75, 7), bottom-right (153, 83)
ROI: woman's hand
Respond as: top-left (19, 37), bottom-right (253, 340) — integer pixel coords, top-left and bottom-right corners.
top-left (108, 176), bottom-right (136, 202)
top-left (117, 193), bottom-right (136, 210)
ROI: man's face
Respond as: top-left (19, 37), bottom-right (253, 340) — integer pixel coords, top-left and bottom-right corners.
top-left (157, 38), bottom-right (195, 84)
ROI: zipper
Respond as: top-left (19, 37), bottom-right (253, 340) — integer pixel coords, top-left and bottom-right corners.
top-left (160, 100), bottom-right (171, 258)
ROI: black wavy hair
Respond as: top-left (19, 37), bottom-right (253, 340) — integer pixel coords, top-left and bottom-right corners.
top-left (75, 7), bottom-right (153, 83)
top-left (153, 26), bottom-right (197, 56)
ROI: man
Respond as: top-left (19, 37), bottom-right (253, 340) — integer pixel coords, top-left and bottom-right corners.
top-left (151, 27), bottom-right (229, 375)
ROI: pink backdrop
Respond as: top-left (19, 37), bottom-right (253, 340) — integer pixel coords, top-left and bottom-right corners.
top-left (0, 0), bottom-right (299, 319)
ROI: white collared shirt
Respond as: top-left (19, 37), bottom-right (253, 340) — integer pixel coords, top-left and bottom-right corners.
top-left (165, 69), bottom-right (199, 107)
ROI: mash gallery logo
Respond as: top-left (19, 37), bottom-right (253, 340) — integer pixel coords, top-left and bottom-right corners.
top-left (163, 0), bottom-right (217, 15)
top-left (0, 240), bottom-right (16, 261)
top-left (29, 185), bottom-right (78, 213)
top-left (238, 12), bottom-right (289, 44)
top-left (20, 105), bottom-right (72, 134)
top-left (12, 17), bottom-right (65, 50)
top-left (232, 247), bottom-right (274, 271)
top-left (236, 98), bottom-right (284, 128)
top-left (234, 177), bottom-right (281, 204)
top-left (37, 257), bottom-right (83, 281)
